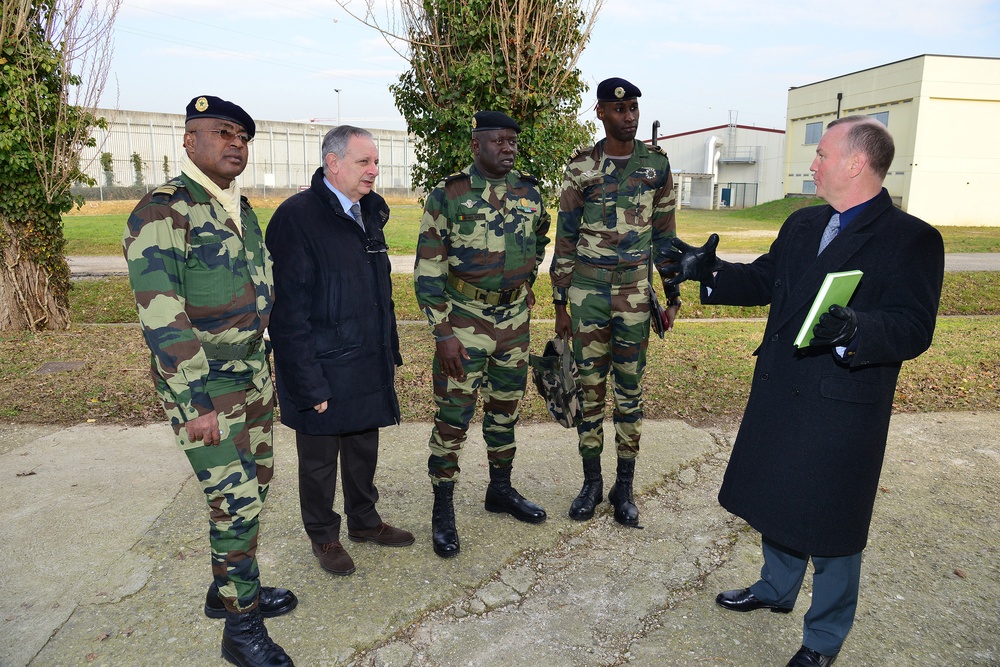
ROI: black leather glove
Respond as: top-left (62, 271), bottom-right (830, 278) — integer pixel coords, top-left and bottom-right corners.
top-left (811, 305), bottom-right (859, 347)
top-left (661, 234), bottom-right (722, 287)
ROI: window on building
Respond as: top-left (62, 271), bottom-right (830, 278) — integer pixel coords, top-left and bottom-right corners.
top-left (868, 111), bottom-right (889, 127)
top-left (802, 180), bottom-right (817, 195)
top-left (805, 122), bottom-right (823, 145)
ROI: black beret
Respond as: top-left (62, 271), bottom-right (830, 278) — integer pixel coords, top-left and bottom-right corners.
top-left (185, 95), bottom-right (256, 139)
top-left (471, 110), bottom-right (521, 133)
top-left (596, 78), bottom-right (641, 102)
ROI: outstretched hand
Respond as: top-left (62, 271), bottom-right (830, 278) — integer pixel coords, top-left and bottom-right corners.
top-left (811, 305), bottom-right (859, 347)
top-left (661, 234), bottom-right (722, 287)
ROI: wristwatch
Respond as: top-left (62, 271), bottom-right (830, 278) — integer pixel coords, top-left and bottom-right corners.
top-left (666, 297), bottom-right (682, 307)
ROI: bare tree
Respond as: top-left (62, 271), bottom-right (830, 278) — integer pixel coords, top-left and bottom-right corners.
top-left (336, 0), bottom-right (605, 195)
top-left (0, 0), bottom-right (120, 331)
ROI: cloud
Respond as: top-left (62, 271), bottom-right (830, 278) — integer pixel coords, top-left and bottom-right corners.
top-left (654, 41), bottom-right (732, 57)
top-left (311, 68), bottom-right (402, 80)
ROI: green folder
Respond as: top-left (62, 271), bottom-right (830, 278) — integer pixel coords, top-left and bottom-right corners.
top-left (793, 270), bottom-right (864, 348)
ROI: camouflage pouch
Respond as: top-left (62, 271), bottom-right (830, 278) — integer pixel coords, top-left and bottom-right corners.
top-left (529, 336), bottom-right (584, 428)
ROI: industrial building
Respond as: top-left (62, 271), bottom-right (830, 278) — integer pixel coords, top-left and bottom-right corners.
top-left (651, 117), bottom-right (786, 210)
top-left (75, 109), bottom-right (417, 199)
top-left (785, 54), bottom-right (1000, 226)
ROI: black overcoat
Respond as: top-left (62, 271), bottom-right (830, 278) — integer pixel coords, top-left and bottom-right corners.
top-left (705, 189), bottom-right (944, 556)
top-left (266, 167), bottom-right (402, 435)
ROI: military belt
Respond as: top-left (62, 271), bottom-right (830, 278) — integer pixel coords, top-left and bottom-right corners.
top-left (447, 274), bottom-right (526, 306)
top-left (574, 263), bottom-right (641, 285)
top-left (201, 338), bottom-right (263, 361)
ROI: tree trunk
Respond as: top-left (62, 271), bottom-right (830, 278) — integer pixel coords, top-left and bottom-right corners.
top-left (0, 218), bottom-right (71, 331)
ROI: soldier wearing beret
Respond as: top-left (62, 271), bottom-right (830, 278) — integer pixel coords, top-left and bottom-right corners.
top-left (415, 110), bottom-right (551, 558)
top-left (551, 77), bottom-right (680, 528)
top-left (124, 95), bottom-right (295, 667)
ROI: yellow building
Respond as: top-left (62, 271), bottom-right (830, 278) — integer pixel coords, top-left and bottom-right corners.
top-left (785, 54), bottom-right (1000, 226)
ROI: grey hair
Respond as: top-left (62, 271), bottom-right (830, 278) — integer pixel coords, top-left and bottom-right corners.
top-left (827, 115), bottom-right (895, 179)
top-left (322, 125), bottom-right (373, 162)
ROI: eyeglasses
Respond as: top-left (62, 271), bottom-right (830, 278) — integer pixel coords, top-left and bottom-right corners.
top-left (191, 128), bottom-right (253, 144)
top-left (365, 239), bottom-right (389, 254)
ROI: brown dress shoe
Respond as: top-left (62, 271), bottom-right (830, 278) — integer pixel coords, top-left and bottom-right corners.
top-left (347, 522), bottom-right (415, 547)
top-left (311, 540), bottom-right (356, 576)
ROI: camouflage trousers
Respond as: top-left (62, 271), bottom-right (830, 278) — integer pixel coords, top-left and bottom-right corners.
top-left (158, 363), bottom-right (275, 613)
top-left (428, 298), bottom-right (530, 483)
top-left (568, 275), bottom-right (651, 459)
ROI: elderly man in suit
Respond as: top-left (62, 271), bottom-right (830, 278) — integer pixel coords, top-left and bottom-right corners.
top-left (663, 115), bottom-right (944, 667)
top-left (266, 125), bottom-right (413, 579)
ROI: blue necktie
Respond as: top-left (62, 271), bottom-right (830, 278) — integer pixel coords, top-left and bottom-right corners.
top-left (349, 202), bottom-right (364, 229)
top-left (818, 213), bottom-right (840, 255)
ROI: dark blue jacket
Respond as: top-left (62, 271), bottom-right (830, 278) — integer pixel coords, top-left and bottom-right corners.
top-left (706, 189), bottom-right (943, 556)
top-left (266, 167), bottom-right (401, 435)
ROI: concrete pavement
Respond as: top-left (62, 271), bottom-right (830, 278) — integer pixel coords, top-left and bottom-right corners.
top-left (1, 413), bottom-right (997, 666)
top-left (67, 252), bottom-right (1000, 278)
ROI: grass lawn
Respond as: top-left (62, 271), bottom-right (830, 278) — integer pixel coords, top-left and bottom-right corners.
top-left (2, 316), bottom-right (997, 427)
top-left (63, 196), bottom-right (1000, 256)
top-left (26, 195), bottom-right (996, 428)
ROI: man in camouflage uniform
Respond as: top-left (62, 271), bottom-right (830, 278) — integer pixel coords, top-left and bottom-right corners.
top-left (415, 110), bottom-right (550, 559)
top-left (551, 78), bottom-right (681, 528)
top-left (123, 96), bottom-right (294, 667)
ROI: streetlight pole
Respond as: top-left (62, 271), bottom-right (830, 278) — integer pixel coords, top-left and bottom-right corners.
top-left (334, 89), bottom-right (341, 125)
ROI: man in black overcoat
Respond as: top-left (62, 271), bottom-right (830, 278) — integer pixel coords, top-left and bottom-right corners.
top-left (664, 116), bottom-right (944, 666)
top-left (266, 126), bottom-right (414, 578)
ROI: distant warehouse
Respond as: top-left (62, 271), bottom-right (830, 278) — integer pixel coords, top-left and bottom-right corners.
top-left (786, 54), bottom-right (1000, 227)
top-left (650, 120), bottom-right (786, 210)
top-left (75, 109), bottom-right (418, 199)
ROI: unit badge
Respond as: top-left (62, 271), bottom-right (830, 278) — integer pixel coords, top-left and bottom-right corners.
top-left (195, 97), bottom-right (209, 112)
top-left (614, 86), bottom-right (625, 99)
top-left (461, 199), bottom-right (477, 209)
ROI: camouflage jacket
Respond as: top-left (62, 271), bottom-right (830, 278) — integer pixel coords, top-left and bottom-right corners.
top-left (550, 139), bottom-right (677, 303)
top-left (414, 164), bottom-right (550, 336)
top-left (123, 174), bottom-right (274, 422)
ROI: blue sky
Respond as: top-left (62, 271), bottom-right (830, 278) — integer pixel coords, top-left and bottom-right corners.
top-left (102, 0), bottom-right (1000, 139)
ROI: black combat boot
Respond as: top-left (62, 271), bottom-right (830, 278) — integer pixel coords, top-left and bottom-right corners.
top-left (484, 465), bottom-right (547, 524)
top-left (608, 457), bottom-right (639, 527)
top-left (568, 456), bottom-right (603, 520)
top-left (432, 481), bottom-right (460, 558)
top-left (221, 605), bottom-right (294, 667)
top-left (205, 581), bottom-right (298, 619)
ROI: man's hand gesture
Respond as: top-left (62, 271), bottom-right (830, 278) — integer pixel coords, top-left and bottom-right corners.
top-left (661, 234), bottom-right (722, 287)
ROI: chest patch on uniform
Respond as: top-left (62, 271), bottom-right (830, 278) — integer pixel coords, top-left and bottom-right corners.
top-left (458, 214), bottom-right (486, 221)
top-left (517, 198), bottom-right (537, 213)
top-left (634, 167), bottom-right (658, 179)
top-left (461, 199), bottom-right (478, 209)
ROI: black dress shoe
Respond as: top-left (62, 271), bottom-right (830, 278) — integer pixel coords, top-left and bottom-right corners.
top-left (715, 587), bottom-right (792, 613)
top-left (785, 645), bottom-right (837, 667)
top-left (205, 582), bottom-right (298, 619)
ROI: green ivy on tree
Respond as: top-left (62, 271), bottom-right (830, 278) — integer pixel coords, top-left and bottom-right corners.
top-left (131, 152), bottom-right (144, 187)
top-left (386, 0), bottom-right (601, 199)
top-left (101, 151), bottom-right (114, 188)
top-left (0, 1), bottom-right (107, 330)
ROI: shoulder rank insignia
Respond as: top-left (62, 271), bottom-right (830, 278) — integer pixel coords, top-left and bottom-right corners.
top-left (444, 171), bottom-right (469, 184)
top-left (647, 144), bottom-right (667, 156)
top-left (519, 170), bottom-right (539, 184)
top-left (569, 145), bottom-right (589, 160)
top-left (149, 184), bottom-right (179, 203)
